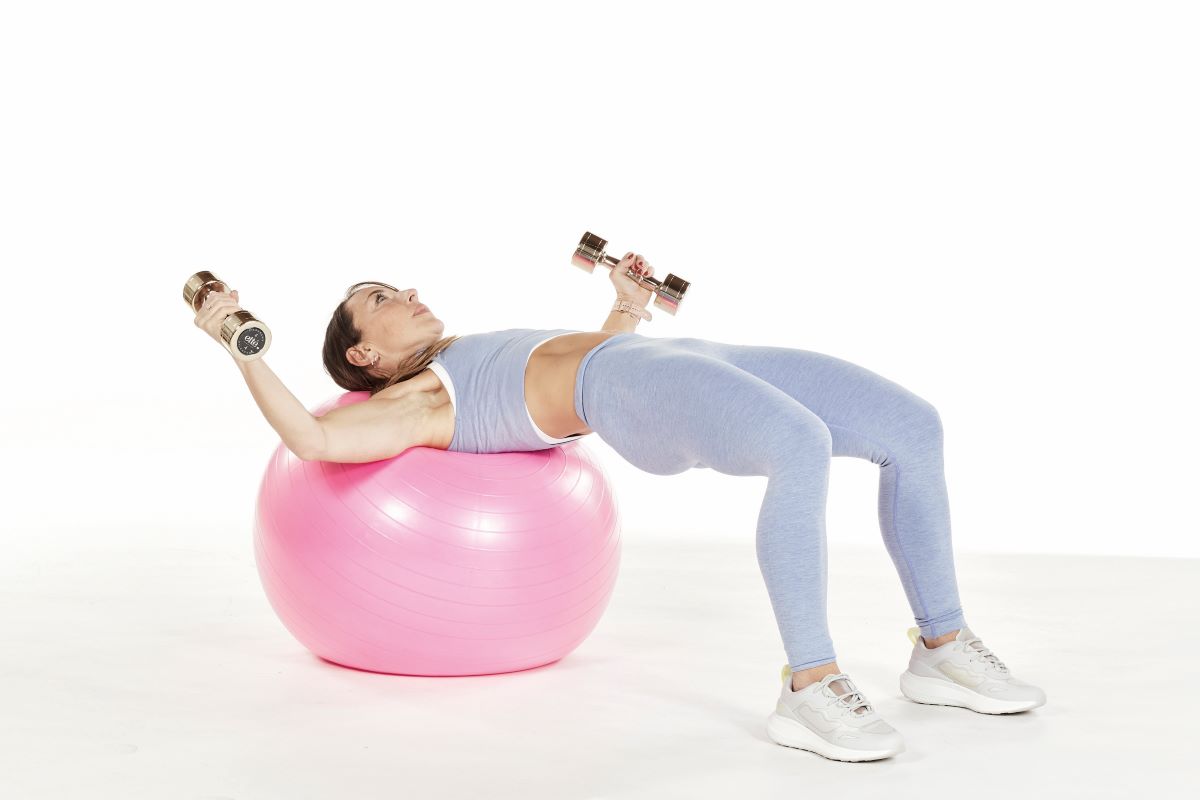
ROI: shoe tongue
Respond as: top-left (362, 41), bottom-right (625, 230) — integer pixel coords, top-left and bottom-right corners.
top-left (956, 627), bottom-right (1007, 671)
top-left (826, 677), bottom-right (869, 715)
top-left (957, 627), bottom-right (986, 654)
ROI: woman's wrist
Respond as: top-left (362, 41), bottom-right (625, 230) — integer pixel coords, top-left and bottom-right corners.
top-left (602, 296), bottom-right (648, 333)
top-left (613, 296), bottom-right (652, 321)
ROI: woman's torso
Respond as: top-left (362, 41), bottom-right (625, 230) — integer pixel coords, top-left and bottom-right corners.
top-left (402, 329), bottom-right (627, 452)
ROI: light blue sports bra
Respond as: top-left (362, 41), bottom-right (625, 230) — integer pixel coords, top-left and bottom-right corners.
top-left (426, 328), bottom-right (587, 454)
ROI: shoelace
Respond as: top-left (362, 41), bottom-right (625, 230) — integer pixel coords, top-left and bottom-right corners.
top-left (961, 635), bottom-right (1009, 673)
top-left (824, 674), bottom-right (873, 715)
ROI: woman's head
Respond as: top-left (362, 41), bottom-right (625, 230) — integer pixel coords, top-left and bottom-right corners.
top-left (322, 281), bottom-right (461, 395)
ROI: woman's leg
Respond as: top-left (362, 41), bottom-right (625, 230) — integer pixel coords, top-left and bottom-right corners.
top-left (664, 337), bottom-right (968, 643)
top-left (575, 335), bottom-right (841, 670)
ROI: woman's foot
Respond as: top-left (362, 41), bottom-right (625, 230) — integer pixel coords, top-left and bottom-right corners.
top-left (898, 625), bottom-right (1047, 714)
top-left (767, 665), bottom-right (905, 761)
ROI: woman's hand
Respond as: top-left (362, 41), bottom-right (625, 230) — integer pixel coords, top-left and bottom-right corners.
top-left (194, 288), bottom-right (242, 351)
top-left (609, 251), bottom-right (655, 309)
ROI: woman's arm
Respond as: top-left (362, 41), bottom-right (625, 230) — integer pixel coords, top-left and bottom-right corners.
top-left (602, 304), bottom-right (642, 333)
top-left (603, 251), bottom-right (654, 332)
top-left (236, 359), bottom-right (325, 460)
top-left (236, 357), bottom-right (423, 463)
top-left (307, 392), bottom-right (425, 463)
top-left (192, 288), bottom-right (414, 463)
top-left (195, 288), bottom-right (323, 460)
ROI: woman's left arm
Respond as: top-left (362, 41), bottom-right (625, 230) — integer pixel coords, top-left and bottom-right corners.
top-left (603, 251), bottom-right (654, 332)
top-left (602, 304), bottom-right (642, 333)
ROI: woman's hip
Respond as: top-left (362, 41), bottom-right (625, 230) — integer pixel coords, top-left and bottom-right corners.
top-left (576, 335), bottom-right (942, 467)
top-left (574, 335), bottom-right (833, 476)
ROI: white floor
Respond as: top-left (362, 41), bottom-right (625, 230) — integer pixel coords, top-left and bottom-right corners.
top-left (2, 529), bottom-right (1195, 799)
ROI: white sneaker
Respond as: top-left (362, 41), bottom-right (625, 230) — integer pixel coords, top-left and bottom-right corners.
top-left (899, 625), bottom-right (1047, 714)
top-left (767, 664), bottom-right (905, 761)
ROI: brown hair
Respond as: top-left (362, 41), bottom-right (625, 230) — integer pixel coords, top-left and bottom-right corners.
top-left (321, 281), bottom-right (462, 396)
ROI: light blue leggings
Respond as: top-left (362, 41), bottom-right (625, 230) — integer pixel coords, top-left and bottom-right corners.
top-left (573, 333), bottom-right (968, 672)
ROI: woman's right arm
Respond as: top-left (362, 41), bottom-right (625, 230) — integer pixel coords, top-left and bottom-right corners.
top-left (235, 358), bottom-right (326, 460)
top-left (196, 288), bottom-right (323, 460)
top-left (195, 288), bottom-right (421, 462)
top-left (307, 392), bottom-right (425, 463)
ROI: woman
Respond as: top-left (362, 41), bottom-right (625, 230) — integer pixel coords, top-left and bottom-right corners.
top-left (194, 251), bottom-right (1046, 763)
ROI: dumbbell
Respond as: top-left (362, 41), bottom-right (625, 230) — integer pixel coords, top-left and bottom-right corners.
top-left (571, 231), bottom-right (691, 315)
top-left (182, 271), bottom-right (272, 361)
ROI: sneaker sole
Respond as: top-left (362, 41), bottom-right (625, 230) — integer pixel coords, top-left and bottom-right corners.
top-left (899, 670), bottom-right (1044, 714)
top-left (766, 712), bottom-right (904, 762)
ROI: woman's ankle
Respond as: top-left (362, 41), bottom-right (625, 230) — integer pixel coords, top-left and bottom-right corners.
top-left (922, 629), bottom-right (960, 649)
top-left (791, 661), bottom-right (841, 691)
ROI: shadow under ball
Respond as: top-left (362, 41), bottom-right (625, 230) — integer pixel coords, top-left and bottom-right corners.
top-left (182, 271), bottom-right (272, 361)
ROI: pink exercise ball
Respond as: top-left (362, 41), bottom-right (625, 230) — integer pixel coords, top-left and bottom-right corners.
top-left (252, 391), bottom-right (623, 676)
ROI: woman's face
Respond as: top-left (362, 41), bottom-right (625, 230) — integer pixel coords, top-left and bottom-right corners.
top-left (345, 284), bottom-right (445, 376)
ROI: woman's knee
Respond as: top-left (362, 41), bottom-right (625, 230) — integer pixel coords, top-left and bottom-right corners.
top-left (885, 392), bottom-right (944, 460)
top-left (913, 396), bottom-right (943, 440)
top-left (765, 410), bottom-right (833, 467)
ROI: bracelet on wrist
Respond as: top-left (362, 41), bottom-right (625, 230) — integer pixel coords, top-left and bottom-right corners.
top-left (612, 298), bottom-right (652, 321)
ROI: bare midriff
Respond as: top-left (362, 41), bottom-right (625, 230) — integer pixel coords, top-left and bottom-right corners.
top-left (414, 330), bottom-right (626, 450)
top-left (524, 330), bottom-right (626, 438)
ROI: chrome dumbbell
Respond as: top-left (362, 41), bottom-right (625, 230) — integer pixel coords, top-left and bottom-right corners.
top-left (572, 231), bottom-right (691, 315)
top-left (182, 271), bottom-right (272, 361)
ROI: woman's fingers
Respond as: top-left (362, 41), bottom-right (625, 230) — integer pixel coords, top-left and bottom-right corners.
top-left (192, 288), bottom-right (244, 347)
top-left (198, 296), bottom-right (225, 324)
top-left (196, 291), bottom-right (241, 326)
top-left (617, 251), bottom-right (652, 280)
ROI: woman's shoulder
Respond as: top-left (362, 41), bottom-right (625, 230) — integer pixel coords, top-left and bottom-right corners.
top-left (374, 368), bottom-right (443, 401)
top-left (370, 369), bottom-right (453, 449)
top-left (458, 327), bottom-right (582, 340)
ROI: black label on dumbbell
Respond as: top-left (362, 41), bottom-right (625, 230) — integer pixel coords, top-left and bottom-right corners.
top-left (238, 327), bottom-right (266, 355)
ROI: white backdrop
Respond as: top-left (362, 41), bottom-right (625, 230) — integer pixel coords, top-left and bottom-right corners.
top-left (1, 0), bottom-right (1196, 559)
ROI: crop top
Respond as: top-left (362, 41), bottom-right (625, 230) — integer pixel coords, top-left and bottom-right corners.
top-left (425, 328), bottom-right (588, 454)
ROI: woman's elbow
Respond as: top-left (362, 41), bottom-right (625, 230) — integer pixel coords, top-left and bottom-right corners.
top-left (299, 432), bottom-right (410, 464)
top-left (292, 442), bottom-right (323, 462)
